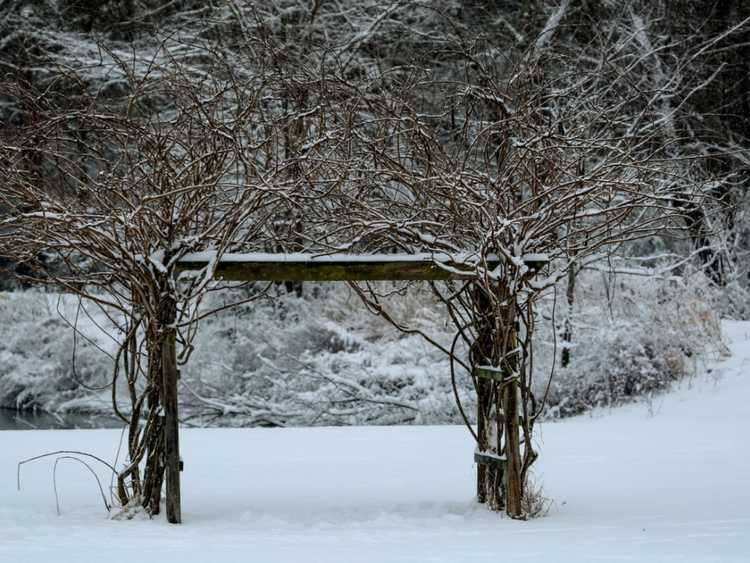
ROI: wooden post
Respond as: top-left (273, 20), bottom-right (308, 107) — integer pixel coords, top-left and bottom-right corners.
top-left (161, 296), bottom-right (182, 524)
top-left (502, 373), bottom-right (523, 518)
top-left (472, 285), bottom-right (505, 510)
top-left (476, 375), bottom-right (488, 504)
top-left (472, 280), bottom-right (527, 518)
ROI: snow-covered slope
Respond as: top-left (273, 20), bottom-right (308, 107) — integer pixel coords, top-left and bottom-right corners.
top-left (1, 322), bottom-right (748, 562)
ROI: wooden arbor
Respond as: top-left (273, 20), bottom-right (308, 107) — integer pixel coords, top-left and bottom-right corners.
top-left (168, 252), bottom-right (548, 523)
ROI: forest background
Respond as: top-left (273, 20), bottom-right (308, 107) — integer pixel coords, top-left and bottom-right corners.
top-left (0, 0), bottom-right (747, 429)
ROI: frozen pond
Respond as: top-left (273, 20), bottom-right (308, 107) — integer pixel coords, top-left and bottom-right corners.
top-left (0, 408), bottom-right (120, 430)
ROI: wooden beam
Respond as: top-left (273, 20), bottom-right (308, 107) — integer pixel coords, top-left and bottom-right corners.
top-left (176, 253), bottom-right (548, 283)
top-left (474, 366), bottom-right (506, 383)
top-left (179, 258), bottom-right (466, 281)
top-left (474, 451), bottom-right (507, 468)
top-left (521, 254), bottom-right (549, 273)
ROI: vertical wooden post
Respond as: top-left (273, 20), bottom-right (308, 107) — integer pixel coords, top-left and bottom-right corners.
top-left (473, 279), bottom-right (527, 517)
top-left (161, 296), bottom-right (182, 524)
top-left (476, 376), bottom-right (488, 504)
top-left (472, 284), bottom-right (505, 510)
top-left (503, 374), bottom-right (523, 518)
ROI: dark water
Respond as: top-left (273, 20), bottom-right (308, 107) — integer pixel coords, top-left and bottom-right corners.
top-left (0, 408), bottom-right (121, 430)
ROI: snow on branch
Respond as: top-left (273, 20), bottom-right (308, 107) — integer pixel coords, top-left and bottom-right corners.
top-left (535, 0), bottom-right (569, 51)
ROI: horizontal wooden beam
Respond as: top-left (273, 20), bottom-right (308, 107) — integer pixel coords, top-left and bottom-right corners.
top-left (177, 253), bottom-right (548, 283)
top-left (178, 257), bottom-right (481, 282)
top-left (474, 452), bottom-right (507, 468)
top-left (474, 366), bottom-right (507, 383)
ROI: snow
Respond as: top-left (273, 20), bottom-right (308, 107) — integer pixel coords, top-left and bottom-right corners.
top-left (1, 321), bottom-right (749, 562)
top-left (180, 252), bottom-right (469, 264)
top-left (521, 252), bottom-right (549, 263)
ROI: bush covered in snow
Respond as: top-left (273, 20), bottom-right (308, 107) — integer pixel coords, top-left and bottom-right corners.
top-left (180, 284), bottom-right (471, 427)
top-left (540, 270), bottom-right (727, 418)
top-left (0, 292), bottom-right (112, 412)
top-left (0, 269), bottom-right (727, 426)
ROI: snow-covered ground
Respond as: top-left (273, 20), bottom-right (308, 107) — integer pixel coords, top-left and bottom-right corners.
top-left (1, 322), bottom-right (749, 562)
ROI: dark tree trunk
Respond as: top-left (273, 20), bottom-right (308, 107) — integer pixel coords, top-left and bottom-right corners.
top-left (561, 263), bottom-right (576, 367)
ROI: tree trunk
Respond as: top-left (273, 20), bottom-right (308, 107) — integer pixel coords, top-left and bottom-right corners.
top-left (561, 263), bottom-right (576, 367)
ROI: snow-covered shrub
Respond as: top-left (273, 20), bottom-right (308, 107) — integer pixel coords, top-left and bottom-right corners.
top-left (183, 269), bottom-right (725, 427)
top-left (707, 279), bottom-right (750, 321)
top-left (181, 283), bottom-right (473, 427)
top-left (0, 269), bottom-right (726, 426)
top-left (540, 270), bottom-right (726, 418)
top-left (0, 292), bottom-right (113, 412)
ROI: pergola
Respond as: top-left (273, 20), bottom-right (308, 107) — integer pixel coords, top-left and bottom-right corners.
top-left (164, 252), bottom-right (548, 523)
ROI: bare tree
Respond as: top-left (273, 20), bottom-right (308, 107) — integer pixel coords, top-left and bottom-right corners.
top-left (0, 51), bottom-right (284, 516)
top-left (0, 0), bottom-right (729, 523)
top-left (282, 21), bottom-right (697, 517)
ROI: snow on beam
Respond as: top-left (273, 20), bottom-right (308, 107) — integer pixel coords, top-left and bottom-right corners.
top-left (177, 253), bottom-right (548, 282)
top-left (474, 365), bottom-right (507, 383)
top-left (474, 451), bottom-right (508, 469)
